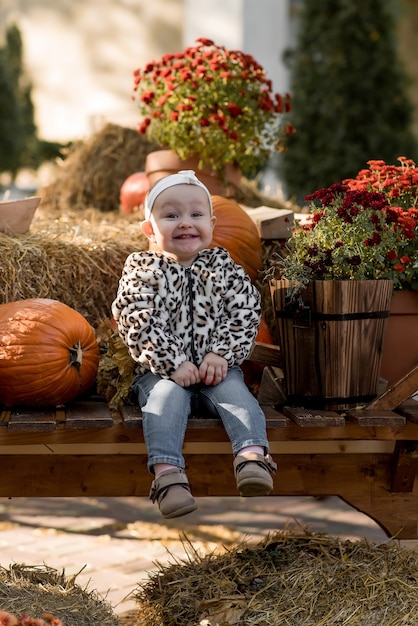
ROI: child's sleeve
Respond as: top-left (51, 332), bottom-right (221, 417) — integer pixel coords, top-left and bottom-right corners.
top-left (111, 254), bottom-right (187, 377)
top-left (208, 255), bottom-right (262, 366)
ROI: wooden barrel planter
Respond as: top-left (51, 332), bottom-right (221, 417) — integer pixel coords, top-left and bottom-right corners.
top-left (270, 279), bottom-right (393, 410)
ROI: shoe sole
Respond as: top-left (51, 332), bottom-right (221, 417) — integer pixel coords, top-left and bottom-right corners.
top-left (162, 502), bottom-right (198, 519)
top-left (238, 480), bottom-right (273, 497)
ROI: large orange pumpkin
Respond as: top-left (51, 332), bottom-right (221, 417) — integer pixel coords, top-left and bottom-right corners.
top-left (210, 195), bottom-right (262, 281)
top-left (0, 299), bottom-right (99, 407)
top-left (148, 194), bottom-right (262, 281)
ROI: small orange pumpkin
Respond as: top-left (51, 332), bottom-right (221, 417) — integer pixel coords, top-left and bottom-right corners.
top-left (120, 171), bottom-right (150, 214)
top-left (0, 299), bottom-right (99, 407)
top-left (254, 316), bottom-right (274, 346)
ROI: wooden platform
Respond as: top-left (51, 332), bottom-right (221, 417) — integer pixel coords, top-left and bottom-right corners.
top-left (1, 344), bottom-right (417, 540)
top-left (0, 396), bottom-right (417, 539)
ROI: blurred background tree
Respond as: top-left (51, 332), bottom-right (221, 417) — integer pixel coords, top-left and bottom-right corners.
top-left (0, 27), bottom-right (22, 177)
top-left (279, 0), bottom-right (418, 203)
top-left (0, 23), bottom-right (65, 181)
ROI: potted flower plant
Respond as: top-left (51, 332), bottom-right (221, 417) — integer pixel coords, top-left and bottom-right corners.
top-left (132, 37), bottom-right (293, 192)
top-left (267, 156), bottom-right (418, 408)
top-left (269, 157), bottom-right (418, 294)
top-left (344, 156), bottom-right (418, 384)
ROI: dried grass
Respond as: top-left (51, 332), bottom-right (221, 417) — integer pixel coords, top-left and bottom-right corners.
top-left (96, 318), bottom-right (136, 404)
top-left (39, 123), bottom-right (159, 213)
top-left (131, 529), bottom-right (418, 626)
top-left (0, 206), bottom-right (147, 328)
top-left (0, 564), bottom-right (118, 625)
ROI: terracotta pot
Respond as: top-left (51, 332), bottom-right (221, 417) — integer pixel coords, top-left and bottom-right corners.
top-left (145, 150), bottom-right (241, 197)
top-left (0, 196), bottom-right (41, 235)
top-left (380, 291), bottom-right (418, 386)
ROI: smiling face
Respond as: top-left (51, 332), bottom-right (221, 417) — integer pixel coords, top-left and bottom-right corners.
top-left (141, 184), bottom-right (216, 266)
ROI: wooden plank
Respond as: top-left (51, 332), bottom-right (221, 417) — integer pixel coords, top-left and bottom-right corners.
top-left (3, 404), bottom-right (418, 443)
top-left (119, 404), bottom-right (142, 428)
top-left (283, 406), bottom-right (345, 427)
top-left (0, 454), bottom-right (148, 498)
top-left (248, 341), bottom-right (282, 367)
top-left (0, 439), bottom-right (395, 456)
top-left (367, 365), bottom-right (418, 411)
top-left (257, 366), bottom-right (287, 407)
top-left (7, 408), bottom-right (57, 432)
top-left (243, 206), bottom-right (294, 239)
top-left (0, 444), bottom-right (55, 455)
top-left (398, 398), bottom-right (418, 424)
top-left (56, 408), bottom-right (66, 425)
top-left (0, 409), bottom-right (10, 427)
top-left (43, 443), bottom-right (148, 455)
top-left (183, 440), bottom-right (394, 455)
top-left (119, 403), bottom-right (288, 430)
top-left (65, 400), bottom-right (114, 428)
top-left (390, 441), bottom-right (418, 493)
top-left (348, 409), bottom-right (406, 427)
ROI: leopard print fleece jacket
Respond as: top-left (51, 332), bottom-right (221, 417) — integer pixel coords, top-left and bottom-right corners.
top-left (111, 247), bottom-right (261, 378)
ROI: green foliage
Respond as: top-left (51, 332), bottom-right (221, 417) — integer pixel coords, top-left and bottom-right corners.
top-left (0, 24), bottom-right (34, 177)
top-left (280, 0), bottom-right (418, 202)
top-left (0, 36), bottom-right (22, 174)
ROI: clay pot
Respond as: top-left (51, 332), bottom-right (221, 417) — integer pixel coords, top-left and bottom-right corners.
top-left (145, 150), bottom-right (241, 197)
top-left (0, 196), bottom-right (41, 235)
top-left (380, 291), bottom-right (418, 386)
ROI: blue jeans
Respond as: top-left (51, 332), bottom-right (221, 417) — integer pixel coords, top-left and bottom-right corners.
top-left (131, 366), bottom-right (269, 474)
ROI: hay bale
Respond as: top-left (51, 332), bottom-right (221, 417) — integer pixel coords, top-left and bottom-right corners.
top-left (39, 123), bottom-right (159, 213)
top-left (0, 206), bottom-right (148, 328)
top-left (132, 529), bottom-right (418, 626)
top-left (0, 564), bottom-right (118, 625)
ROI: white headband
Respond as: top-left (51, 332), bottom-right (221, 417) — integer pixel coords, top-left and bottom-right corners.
top-left (144, 170), bottom-right (212, 219)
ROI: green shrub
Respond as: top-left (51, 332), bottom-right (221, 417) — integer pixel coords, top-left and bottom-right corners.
top-left (0, 23), bottom-right (65, 180)
top-left (280, 0), bottom-right (418, 202)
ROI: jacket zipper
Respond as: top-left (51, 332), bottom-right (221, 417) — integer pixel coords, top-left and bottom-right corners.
top-left (186, 266), bottom-right (198, 365)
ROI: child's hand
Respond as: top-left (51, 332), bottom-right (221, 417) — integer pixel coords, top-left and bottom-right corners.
top-left (199, 353), bottom-right (228, 386)
top-left (171, 361), bottom-right (200, 387)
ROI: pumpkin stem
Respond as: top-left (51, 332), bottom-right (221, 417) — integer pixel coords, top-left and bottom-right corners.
top-left (69, 341), bottom-right (83, 371)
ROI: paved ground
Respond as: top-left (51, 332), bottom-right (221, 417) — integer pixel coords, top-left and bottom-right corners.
top-left (0, 494), bottom-right (390, 619)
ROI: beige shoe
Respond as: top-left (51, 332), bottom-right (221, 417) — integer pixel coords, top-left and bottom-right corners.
top-left (149, 469), bottom-right (197, 518)
top-left (234, 453), bottom-right (277, 497)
